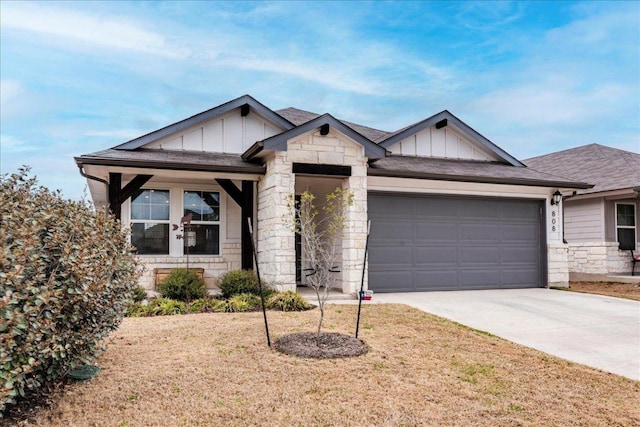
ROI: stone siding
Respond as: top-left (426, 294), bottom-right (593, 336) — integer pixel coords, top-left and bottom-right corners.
top-left (256, 130), bottom-right (369, 294)
top-left (547, 243), bottom-right (569, 287)
top-left (568, 242), bottom-right (634, 274)
top-left (137, 242), bottom-right (241, 290)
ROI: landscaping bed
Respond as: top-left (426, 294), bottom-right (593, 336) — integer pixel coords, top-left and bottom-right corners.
top-left (6, 304), bottom-right (639, 426)
top-left (566, 281), bottom-right (640, 301)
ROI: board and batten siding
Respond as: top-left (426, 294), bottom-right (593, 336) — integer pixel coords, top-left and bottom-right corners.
top-left (563, 198), bottom-right (604, 242)
top-left (144, 111), bottom-right (282, 153)
top-left (386, 125), bottom-right (499, 161)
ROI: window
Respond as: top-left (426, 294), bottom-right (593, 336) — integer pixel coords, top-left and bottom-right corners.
top-left (130, 189), bottom-right (170, 254)
top-left (616, 203), bottom-right (636, 250)
top-left (183, 191), bottom-right (220, 255)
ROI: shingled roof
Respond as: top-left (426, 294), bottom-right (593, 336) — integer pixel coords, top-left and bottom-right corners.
top-left (370, 156), bottom-right (591, 188)
top-left (524, 144), bottom-right (640, 195)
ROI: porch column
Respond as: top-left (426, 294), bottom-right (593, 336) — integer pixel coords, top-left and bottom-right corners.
top-left (215, 179), bottom-right (255, 270)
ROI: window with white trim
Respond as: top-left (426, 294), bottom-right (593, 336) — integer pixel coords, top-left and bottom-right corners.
top-left (183, 190), bottom-right (220, 255)
top-left (616, 203), bottom-right (636, 250)
top-left (130, 189), bottom-right (170, 254)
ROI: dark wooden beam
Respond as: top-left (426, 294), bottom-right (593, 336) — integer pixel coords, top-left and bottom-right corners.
top-left (241, 181), bottom-right (254, 270)
top-left (240, 103), bottom-right (250, 117)
top-left (120, 175), bottom-right (153, 202)
top-left (292, 162), bottom-right (351, 177)
top-left (435, 118), bottom-right (448, 129)
top-left (108, 173), bottom-right (122, 220)
top-left (108, 173), bottom-right (153, 221)
top-left (320, 123), bottom-right (330, 135)
top-left (215, 179), bottom-right (243, 206)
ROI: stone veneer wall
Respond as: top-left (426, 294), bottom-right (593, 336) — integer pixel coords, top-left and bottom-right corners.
top-left (568, 242), bottom-right (633, 274)
top-left (137, 242), bottom-right (241, 290)
top-left (256, 130), bottom-right (369, 294)
top-left (547, 243), bottom-right (569, 287)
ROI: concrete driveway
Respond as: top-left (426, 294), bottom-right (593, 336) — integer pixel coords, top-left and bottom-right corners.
top-left (373, 288), bottom-right (640, 381)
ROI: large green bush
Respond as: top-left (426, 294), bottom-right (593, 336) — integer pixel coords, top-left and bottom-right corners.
top-left (158, 268), bottom-right (206, 302)
top-left (217, 269), bottom-right (262, 298)
top-left (0, 169), bottom-right (141, 416)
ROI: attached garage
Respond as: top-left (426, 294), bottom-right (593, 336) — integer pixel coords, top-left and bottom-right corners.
top-left (368, 193), bottom-right (545, 292)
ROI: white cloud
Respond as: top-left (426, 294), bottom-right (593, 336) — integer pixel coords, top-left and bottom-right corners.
top-left (0, 2), bottom-right (189, 58)
top-left (0, 134), bottom-right (37, 154)
top-left (84, 129), bottom-right (143, 140)
top-left (0, 79), bottom-right (24, 106)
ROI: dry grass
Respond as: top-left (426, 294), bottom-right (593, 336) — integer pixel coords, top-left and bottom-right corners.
top-left (566, 281), bottom-right (640, 301)
top-left (12, 304), bottom-right (640, 427)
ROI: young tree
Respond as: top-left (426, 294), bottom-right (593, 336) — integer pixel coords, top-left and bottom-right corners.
top-left (287, 188), bottom-right (353, 338)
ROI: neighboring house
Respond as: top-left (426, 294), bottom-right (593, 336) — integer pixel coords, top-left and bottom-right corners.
top-left (525, 144), bottom-right (640, 276)
top-left (75, 95), bottom-right (589, 294)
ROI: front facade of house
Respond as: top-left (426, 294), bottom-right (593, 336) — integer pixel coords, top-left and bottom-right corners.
top-left (526, 144), bottom-right (640, 275)
top-left (76, 95), bottom-right (589, 294)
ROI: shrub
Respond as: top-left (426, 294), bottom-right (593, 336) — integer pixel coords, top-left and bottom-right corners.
top-left (268, 291), bottom-right (313, 311)
top-left (126, 302), bottom-right (149, 317)
top-left (226, 293), bottom-right (261, 312)
top-left (158, 268), bottom-right (206, 302)
top-left (217, 269), bottom-right (262, 298)
top-left (189, 297), bottom-right (226, 313)
top-left (145, 298), bottom-right (186, 316)
top-left (132, 286), bottom-right (148, 302)
top-left (0, 168), bottom-right (141, 415)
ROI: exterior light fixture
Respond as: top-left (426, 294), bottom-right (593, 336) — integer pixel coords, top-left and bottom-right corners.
top-left (550, 190), bottom-right (562, 206)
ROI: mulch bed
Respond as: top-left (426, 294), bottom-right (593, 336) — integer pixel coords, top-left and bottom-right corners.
top-left (274, 332), bottom-right (368, 358)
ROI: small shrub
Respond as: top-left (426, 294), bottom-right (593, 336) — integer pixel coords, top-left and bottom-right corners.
top-left (132, 286), bottom-right (148, 302)
top-left (145, 298), bottom-right (186, 316)
top-left (159, 268), bottom-right (206, 302)
top-left (268, 291), bottom-right (313, 311)
top-left (217, 269), bottom-right (262, 298)
top-left (226, 293), bottom-right (261, 312)
top-left (189, 297), bottom-right (226, 313)
top-left (126, 302), bottom-right (149, 317)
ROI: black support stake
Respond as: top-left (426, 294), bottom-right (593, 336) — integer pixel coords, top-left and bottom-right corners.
top-left (248, 218), bottom-right (271, 347)
top-left (355, 220), bottom-right (371, 339)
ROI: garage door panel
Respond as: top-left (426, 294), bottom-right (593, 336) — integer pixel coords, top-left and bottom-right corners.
top-left (416, 222), bottom-right (458, 241)
top-left (368, 246), bottom-right (413, 266)
top-left (501, 224), bottom-right (539, 241)
top-left (371, 221), bottom-right (413, 240)
top-left (368, 193), bottom-right (543, 292)
top-left (415, 246), bottom-right (459, 265)
top-left (369, 271), bottom-right (413, 293)
top-left (501, 269), bottom-right (539, 286)
top-left (461, 247), bottom-right (500, 263)
top-left (460, 224), bottom-right (501, 241)
top-left (502, 247), bottom-right (539, 263)
top-left (414, 270), bottom-right (458, 289)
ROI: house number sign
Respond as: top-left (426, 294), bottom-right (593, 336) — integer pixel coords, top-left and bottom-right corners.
top-left (551, 211), bottom-right (556, 232)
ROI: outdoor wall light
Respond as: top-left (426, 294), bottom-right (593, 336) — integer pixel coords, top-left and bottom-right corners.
top-left (550, 190), bottom-right (562, 206)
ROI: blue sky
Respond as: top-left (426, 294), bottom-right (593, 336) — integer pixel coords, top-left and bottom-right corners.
top-left (1, 1), bottom-right (638, 200)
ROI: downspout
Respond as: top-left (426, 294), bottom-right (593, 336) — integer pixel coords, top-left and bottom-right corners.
top-left (76, 163), bottom-right (109, 207)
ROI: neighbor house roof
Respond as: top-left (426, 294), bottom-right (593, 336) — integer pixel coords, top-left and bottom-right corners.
top-left (369, 156), bottom-right (592, 188)
top-left (524, 144), bottom-right (640, 195)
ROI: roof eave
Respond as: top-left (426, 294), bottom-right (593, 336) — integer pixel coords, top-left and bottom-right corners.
top-left (75, 156), bottom-right (266, 175)
top-left (367, 168), bottom-right (592, 189)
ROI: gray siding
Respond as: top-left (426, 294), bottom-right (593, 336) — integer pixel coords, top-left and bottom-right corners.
top-left (564, 198), bottom-right (603, 242)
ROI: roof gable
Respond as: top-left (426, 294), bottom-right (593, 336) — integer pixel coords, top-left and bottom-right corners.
top-left (378, 110), bottom-right (525, 167)
top-left (243, 113), bottom-right (387, 160)
top-left (113, 95), bottom-right (294, 151)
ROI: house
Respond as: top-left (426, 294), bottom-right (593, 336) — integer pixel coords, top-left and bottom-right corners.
top-left (525, 144), bottom-right (640, 276)
top-left (75, 95), bottom-right (590, 294)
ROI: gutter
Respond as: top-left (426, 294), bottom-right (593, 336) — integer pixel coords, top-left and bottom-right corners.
top-left (76, 162), bottom-right (110, 207)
